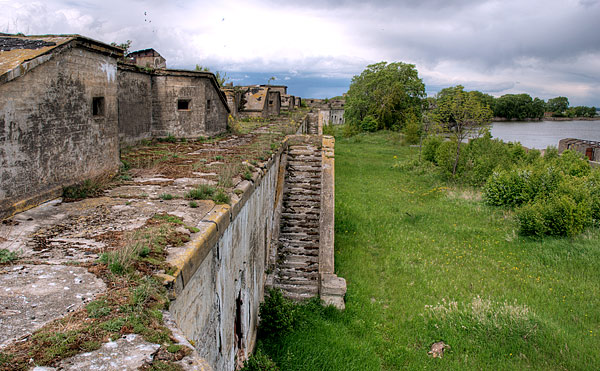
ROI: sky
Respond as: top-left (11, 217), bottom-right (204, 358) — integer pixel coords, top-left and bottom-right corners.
top-left (1, 0), bottom-right (599, 106)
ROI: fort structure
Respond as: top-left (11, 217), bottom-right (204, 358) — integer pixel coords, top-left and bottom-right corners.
top-left (0, 33), bottom-right (345, 370)
top-left (558, 138), bottom-right (600, 162)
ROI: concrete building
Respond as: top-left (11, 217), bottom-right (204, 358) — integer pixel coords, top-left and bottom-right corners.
top-left (280, 94), bottom-right (295, 111)
top-left (558, 138), bottom-right (600, 162)
top-left (127, 48), bottom-right (166, 69)
top-left (117, 64), bottom-right (230, 144)
top-left (239, 86), bottom-right (281, 118)
top-left (0, 34), bottom-right (123, 219)
top-left (222, 87), bottom-right (243, 118)
top-left (151, 69), bottom-right (229, 138)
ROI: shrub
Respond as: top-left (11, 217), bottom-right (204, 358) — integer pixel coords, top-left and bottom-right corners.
top-left (518, 194), bottom-right (590, 237)
top-left (556, 149), bottom-right (590, 177)
top-left (359, 115), bottom-right (378, 132)
top-left (483, 168), bottom-right (533, 207)
top-left (259, 289), bottom-right (297, 337)
top-left (435, 140), bottom-right (465, 178)
top-left (241, 348), bottom-right (279, 371)
top-left (422, 136), bottom-right (442, 163)
top-left (462, 134), bottom-right (512, 186)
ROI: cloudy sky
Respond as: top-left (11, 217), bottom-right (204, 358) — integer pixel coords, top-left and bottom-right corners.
top-left (1, 0), bottom-right (599, 105)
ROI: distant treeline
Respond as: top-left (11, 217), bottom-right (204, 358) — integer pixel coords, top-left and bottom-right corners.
top-left (433, 89), bottom-right (597, 120)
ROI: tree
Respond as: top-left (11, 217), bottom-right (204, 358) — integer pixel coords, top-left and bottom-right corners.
top-left (111, 40), bottom-right (132, 59)
top-left (344, 61), bottom-right (426, 132)
top-left (195, 65), bottom-right (229, 87)
top-left (547, 96), bottom-right (569, 114)
top-left (434, 85), bottom-right (493, 175)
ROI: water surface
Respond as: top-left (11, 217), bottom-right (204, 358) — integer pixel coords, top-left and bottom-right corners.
top-left (490, 120), bottom-right (600, 149)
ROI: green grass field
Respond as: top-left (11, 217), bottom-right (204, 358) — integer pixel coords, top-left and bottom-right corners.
top-left (257, 131), bottom-right (600, 370)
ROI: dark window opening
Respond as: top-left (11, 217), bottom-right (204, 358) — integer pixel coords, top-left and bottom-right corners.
top-left (207, 99), bottom-right (211, 109)
top-left (178, 99), bottom-right (191, 110)
top-left (92, 97), bottom-right (105, 116)
top-left (269, 100), bottom-right (273, 105)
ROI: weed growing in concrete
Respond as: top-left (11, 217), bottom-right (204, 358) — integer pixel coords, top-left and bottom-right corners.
top-left (159, 193), bottom-right (174, 200)
top-left (189, 201), bottom-right (199, 208)
top-left (243, 167), bottom-right (253, 181)
top-left (214, 155), bottom-right (224, 161)
top-left (186, 184), bottom-right (216, 200)
top-left (218, 163), bottom-right (238, 188)
top-left (212, 189), bottom-right (230, 204)
top-left (0, 248), bottom-right (18, 264)
top-left (62, 179), bottom-right (104, 201)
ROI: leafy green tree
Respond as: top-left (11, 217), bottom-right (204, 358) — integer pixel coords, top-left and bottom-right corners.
top-left (195, 65), bottom-right (229, 86)
top-left (344, 61), bottom-right (425, 132)
top-left (547, 96), bottom-right (569, 114)
top-left (493, 94), bottom-right (544, 120)
top-left (434, 85), bottom-right (493, 175)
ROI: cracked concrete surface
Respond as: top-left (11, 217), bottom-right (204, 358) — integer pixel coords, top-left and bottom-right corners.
top-left (0, 264), bottom-right (106, 348)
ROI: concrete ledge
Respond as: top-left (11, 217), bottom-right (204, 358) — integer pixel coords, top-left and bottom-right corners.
top-left (166, 139), bottom-right (289, 298)
top-left (318, 135), bottom-right (346, 310)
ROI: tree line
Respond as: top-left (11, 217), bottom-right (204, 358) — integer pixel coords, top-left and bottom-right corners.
top-left (344, 62), bottom-right (597, 135)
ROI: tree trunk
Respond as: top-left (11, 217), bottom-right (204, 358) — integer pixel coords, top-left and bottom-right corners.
top-left (452, 141), bottom-right (461, 176)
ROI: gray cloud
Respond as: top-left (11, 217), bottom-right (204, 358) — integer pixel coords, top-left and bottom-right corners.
top-left (0, 0), bottom-right (598, 105)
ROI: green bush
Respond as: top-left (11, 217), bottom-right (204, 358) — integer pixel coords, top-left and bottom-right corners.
top-left (462, 134), bottom-right (512, 186)
top-left (556, 149), bottom-right (591, 177)
top-left (422, 136), bottom-right (442, 163)
top-left (435, 140), bottom-right (465, 178)
top-left (518, 194), bottom-right (590, 237)
top-left (483, 168), bottom-right (533, 207)
top-left (259, 289), bottom-right (297, 337)
top-left (241, 348), bottom-right (279, 371)
top-left (359, 115), bottom-right (378, 132)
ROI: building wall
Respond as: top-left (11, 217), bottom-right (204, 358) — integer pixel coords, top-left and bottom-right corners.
top-left (117, 68), bottom-right (152, 145)
top-left (266, 91), bottom-right (280, 117)
top-left (0, 46), bottom-right (119, 218)
top-left (170, 151), bottom-right (282, 370)
top-left (152, 75), bottom-right (227, 138)
top-left (331, 108), bottom-right (345, 125)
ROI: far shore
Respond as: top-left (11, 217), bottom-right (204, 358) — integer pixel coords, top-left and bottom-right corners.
top-left (493, 116), bottom-right (599, 122)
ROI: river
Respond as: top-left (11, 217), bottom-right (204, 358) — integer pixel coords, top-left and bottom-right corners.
top-left (490, 120), bottom-right (600, 149)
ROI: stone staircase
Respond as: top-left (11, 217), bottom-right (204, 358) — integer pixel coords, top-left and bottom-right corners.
top-left (273, 141), bottom-right (322, 300)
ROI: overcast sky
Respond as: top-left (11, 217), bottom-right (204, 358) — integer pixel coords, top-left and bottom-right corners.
top-left (1, 0), bottom-right (599, 105)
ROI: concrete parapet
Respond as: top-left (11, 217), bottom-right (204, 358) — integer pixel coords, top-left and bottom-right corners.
top-left (318, 135), bottom-right (346, 309)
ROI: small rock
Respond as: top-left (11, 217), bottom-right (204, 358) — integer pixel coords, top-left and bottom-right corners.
top-left (428, 341), bottom-right (450, 358)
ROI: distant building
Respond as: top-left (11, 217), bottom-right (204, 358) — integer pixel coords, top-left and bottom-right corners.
top-left (239, 86), bottom-right (281, 118)
top-left (126, 48), bottom-right (166, 69)
top-left (118, 64), bottom-right (230, 143)
top-left (558, 138), bottom-right (600, 162)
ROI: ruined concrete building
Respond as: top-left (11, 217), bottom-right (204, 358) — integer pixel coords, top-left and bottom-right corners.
top-left (127, 48), bottom-right (167, 69)
top-left (319, 99), bottom-right (346, 126)
top-left (0, 35), bottom-right (229, 218)
top-left (238, 85), bottom-right (281, 118)
top-left (0, 34), bottom-right (123, 219)
top-left (559, 138), bottom-right (600, 162)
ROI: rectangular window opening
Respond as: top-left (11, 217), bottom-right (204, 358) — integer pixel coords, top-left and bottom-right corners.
top-left (92, 97), bottom-right (105, 116)
top-left (269, 100), bottom-right (273, 105)
top-left (207, 99), bottom-right (211, 109)
top-left (178, 99), bottom-right (191, 110)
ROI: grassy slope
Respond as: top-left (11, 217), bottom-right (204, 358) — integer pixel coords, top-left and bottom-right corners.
top-left (260, 131), bottom-right (600, 370)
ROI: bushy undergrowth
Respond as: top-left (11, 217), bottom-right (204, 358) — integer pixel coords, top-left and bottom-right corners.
top-left (423, 134), bottom-right (598, 237)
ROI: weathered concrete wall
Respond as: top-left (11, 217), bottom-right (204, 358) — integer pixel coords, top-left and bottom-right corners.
top-left (266, 91), bottom-right (280, 117)
top-left (170, 150), bottom-right (283, 370)
top-left (152, 74), bottom-right (227, 138)
top-left (117, 67), bottom-right (153, 145)
top-left (0, 46), bottom-right (119, 219)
